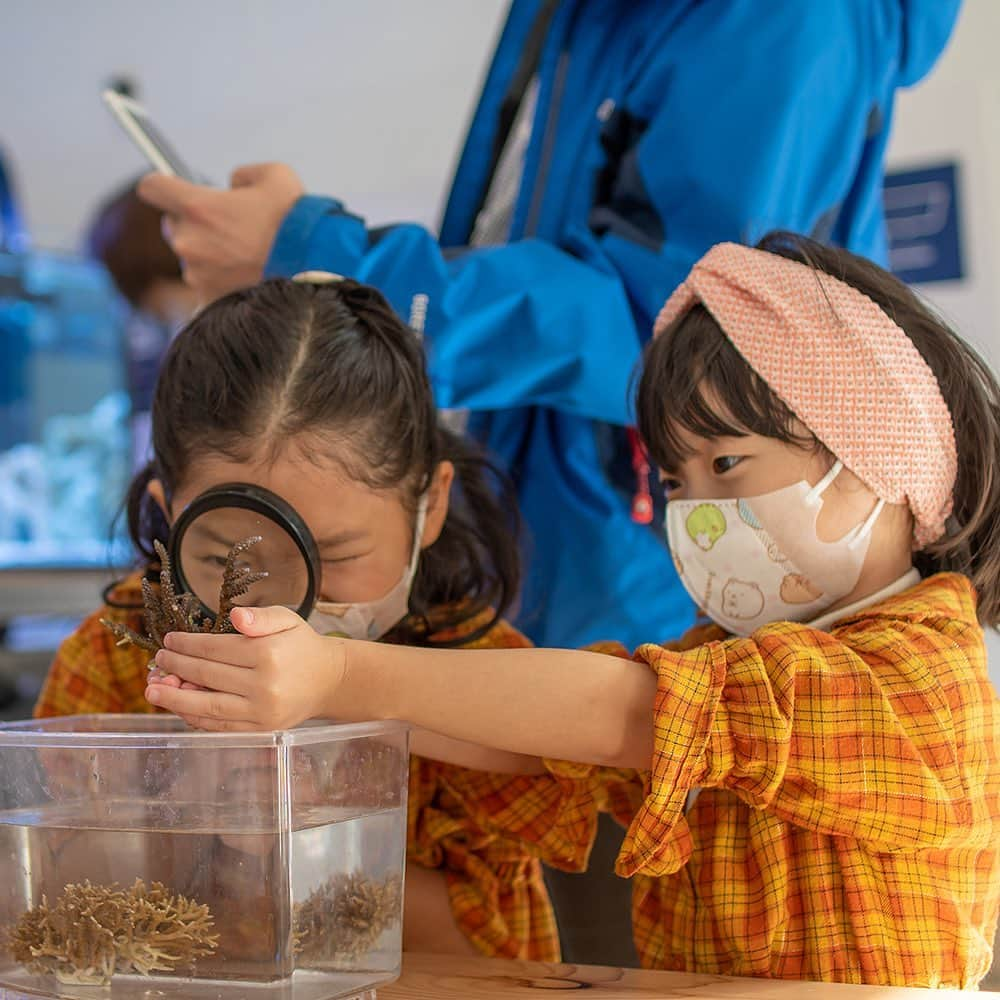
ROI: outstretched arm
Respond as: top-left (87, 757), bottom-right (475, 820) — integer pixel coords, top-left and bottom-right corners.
top-left (147, 590), bottom-right (990, 861)
top-left (338, 642), bottom-right (656, 769)
top-left (409, 729), bottom-right (547, 776)
top-left (146, 606), bottom-right (656, 769)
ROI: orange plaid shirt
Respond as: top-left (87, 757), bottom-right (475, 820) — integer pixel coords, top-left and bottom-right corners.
top-left (34, 576), bottom-right (594, 963)
top-left (549, 573), bottom-right (1000, 987)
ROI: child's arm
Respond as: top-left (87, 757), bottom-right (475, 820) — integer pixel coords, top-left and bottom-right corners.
top-left (402, 862), bottom-right (478, 956)
top-left (147, 606), bottom-right (656, 769)
top-left (157, 666), bottom-right (545, 775)
top-left (410, 730), bottom-right (546, 775)
top-left (339, 644), bottom-right (655, 769)
top-left (149, 587), bottom-right (993, 863)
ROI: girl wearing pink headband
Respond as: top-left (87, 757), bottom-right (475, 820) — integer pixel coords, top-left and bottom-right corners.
top-left (149, 234), bottom-right (1000, 988)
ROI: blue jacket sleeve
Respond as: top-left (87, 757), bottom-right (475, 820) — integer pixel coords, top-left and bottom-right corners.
top-left (266, 0), bottom-right (946, 427)
top-left (266, 199), bottom-right (641, 425)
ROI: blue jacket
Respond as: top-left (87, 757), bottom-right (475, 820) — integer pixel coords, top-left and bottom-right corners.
top-left (266, 0), bottom-right (960, 649)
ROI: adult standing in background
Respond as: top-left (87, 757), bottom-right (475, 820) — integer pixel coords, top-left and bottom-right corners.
top-left (139, 1), bottom-right (961, 651)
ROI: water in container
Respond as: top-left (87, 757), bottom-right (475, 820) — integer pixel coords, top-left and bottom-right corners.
top-left (0, 715), bottom-right (409, 1000)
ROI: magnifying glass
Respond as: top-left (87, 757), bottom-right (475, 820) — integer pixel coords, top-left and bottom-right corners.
top-left (167, 483), bottom-right (321, 621)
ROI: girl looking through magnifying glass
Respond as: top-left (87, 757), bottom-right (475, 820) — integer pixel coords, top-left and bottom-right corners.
top-left (35, 277), bottom-right (590, 962)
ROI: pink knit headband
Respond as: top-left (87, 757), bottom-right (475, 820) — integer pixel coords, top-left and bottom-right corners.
top-left (653, 242), bottom-right (957, 548)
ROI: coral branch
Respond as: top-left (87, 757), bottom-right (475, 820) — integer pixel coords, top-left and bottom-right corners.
top-left (101, 536), bottom-right (267, 660)
top-left (294, 872), bottom-right (402, 966)
top-left (7, 879), bottom-right (218, 985)
top-left (102, 619), bottom-right (159, 653)
top-left (214, 536), bottom-right (270, 634)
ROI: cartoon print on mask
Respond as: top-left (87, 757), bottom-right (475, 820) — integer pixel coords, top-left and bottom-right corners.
top-left (737, 498), bottom-right (784, 561)
top-left (736, 499), bottom-right (761, 528)
top-left (780, 573), bottom-right (823, 604)
top-left (685, 504), bottom-right (727, 551)
top-left (721, 579), bottom-right (766, 620)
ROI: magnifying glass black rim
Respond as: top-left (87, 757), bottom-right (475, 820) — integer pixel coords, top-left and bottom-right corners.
top-left (167, 482), bottom-right (321, 621)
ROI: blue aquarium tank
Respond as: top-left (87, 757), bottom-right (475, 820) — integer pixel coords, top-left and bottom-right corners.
top-left (0, 249), bottom-right (133, 569)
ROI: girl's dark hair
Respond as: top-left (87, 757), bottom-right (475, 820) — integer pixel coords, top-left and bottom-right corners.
top-left (637, 231), bottom-right (1000, 628)
top-left (125, 278), bottom-right (520, 645)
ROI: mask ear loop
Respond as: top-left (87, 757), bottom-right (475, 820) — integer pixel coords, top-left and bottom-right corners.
top-left (805, 459), bottom-right (844, 504)
top-left (806, 459), bottom-right (886, 545)
top-left (845, 497), bottom-right (886, 547)
top-left (407, 495), bottom-right (430, 575)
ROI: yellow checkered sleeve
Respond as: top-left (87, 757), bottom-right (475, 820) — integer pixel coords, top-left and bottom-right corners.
top-left (612, 573), bottom-right (1000, 987)
top-left (35, 576), bottom-right (155, 718)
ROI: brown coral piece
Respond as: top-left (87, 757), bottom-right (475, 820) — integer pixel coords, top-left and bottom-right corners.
top-left (7, 879), bottom-right (219, 985)
top-left (101, 537), bottom-right (268, 657)
top-left (294, 872), bottom-right (402, 966)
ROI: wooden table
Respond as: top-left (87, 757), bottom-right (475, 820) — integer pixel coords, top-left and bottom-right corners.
top-left (380, 953), bottom-right (999, 998)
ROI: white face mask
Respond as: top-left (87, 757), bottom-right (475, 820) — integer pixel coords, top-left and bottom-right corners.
top-left (308, 498), bottom-right (428, 640)
top-left (666, 461), bottom-right (884, 636)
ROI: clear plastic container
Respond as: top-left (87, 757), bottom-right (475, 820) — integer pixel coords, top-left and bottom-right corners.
top-left (0, 715), bottom-right (409, 1000)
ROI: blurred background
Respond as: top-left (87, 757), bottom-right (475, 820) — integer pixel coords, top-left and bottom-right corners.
top-left (0, 1), bottom-right (511, 718)
top-left (0, 0), bottom-right (998, 972)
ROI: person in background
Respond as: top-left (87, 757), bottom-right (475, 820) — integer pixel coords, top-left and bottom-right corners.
top-left (87, 179), bottom-right (199, 461)
top-left (138, 2), bottom-right (961, 657)
top-left (87, 178), bottom-right (196, 327)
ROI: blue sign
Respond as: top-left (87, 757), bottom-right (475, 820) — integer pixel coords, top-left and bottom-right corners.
top-left (884, 162), bottom-right (964, 285)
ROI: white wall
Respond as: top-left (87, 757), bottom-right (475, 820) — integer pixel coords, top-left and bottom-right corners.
top-left (0, 0), bottom-right (508, 248)
top-left (888, 2), bottom-right (1000, 376)
top-left (887, 1), bottom-right (1000, 679)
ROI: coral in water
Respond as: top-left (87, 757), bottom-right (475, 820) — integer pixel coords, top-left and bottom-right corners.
top-left (8, 879), bottom-right (219, 985)
top-left (294, 872), bottom-right (402, 966)
top-left (101, 537), bottom-right (267, 655)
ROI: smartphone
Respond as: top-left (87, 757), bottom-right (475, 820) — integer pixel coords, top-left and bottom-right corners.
top-left (102, 89), bottom-right (197, 182)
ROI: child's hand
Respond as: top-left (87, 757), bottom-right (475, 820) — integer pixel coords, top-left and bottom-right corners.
top-left (147, 670), bottom-right (188, 688)
top-left (145, 606), bottom-right (345, 732)
top-left (148, 668), bottom-right (205, 692)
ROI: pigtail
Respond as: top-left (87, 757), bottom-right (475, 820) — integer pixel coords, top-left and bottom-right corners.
top-left (124, 459), bottom-right (169, 565)
top-left (101, 460), bottom-right (168, 609)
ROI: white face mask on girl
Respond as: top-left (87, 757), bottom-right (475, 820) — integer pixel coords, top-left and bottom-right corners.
top-left (665, 461), bottom-right (884, 636)
top-left (308, 498), bottom-right (428, 640)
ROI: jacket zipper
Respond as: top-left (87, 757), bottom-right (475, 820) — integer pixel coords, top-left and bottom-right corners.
top-left (524, 48), bottom-right (570, 237)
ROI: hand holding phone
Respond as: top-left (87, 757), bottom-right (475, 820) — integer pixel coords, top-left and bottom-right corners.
top-left (102, 89), bottom-right (198, 182)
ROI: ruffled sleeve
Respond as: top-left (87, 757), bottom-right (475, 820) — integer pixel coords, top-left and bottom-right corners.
top-left (616, 576), bottom-right (992, 878)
